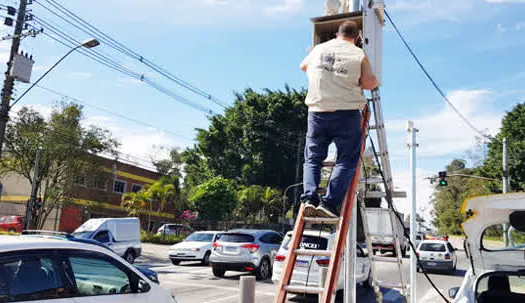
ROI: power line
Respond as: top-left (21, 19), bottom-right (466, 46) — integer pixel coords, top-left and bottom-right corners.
top-left (383, 10), bottom-right (489, 140)
top-left (35, 0), bottom-right (229, 109)
top-left (32, 18), bottom-right (216, 116)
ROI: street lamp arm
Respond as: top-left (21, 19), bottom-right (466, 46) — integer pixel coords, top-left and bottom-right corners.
top-left (10, 45), bottom-right (82, 108)
top-left (424, 174), bottom-right (500, 182)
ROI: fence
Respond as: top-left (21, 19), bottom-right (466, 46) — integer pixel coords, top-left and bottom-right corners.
top-left (0, 201), bottom-right (61, 231)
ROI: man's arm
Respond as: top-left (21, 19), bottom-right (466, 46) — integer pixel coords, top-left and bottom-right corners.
top-left (300, 63), bottom-right (308, 72)
top-left (360, 56), bottom-right (378, 90)
top-left (300, 47), bottom-right (315, 72)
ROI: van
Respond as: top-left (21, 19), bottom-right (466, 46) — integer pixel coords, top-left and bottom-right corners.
top-left (72, 217), bottom-right (141, 263)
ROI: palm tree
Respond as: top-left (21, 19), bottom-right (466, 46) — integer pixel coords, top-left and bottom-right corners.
top-left (148, 182), bottom-right (176, 213)
top-left (121, 190), bottom-right (151, 217)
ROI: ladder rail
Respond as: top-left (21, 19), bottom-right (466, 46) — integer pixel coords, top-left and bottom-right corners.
top-left (388, 207), bottom-right (408, 296)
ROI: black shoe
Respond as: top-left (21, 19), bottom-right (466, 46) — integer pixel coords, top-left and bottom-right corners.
top-left (316, 202), bottom-right (339, 218)
top-left (303, 200), bottom-right (319, 217)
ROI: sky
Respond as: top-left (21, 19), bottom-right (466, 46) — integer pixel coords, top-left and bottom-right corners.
top-left (1, 0), bottom-right (525, 224)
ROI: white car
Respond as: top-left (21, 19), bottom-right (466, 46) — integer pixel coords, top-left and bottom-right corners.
top-left (168, 231), bottom-right (218, 265)
top-left (448, 193), bottom-right (525, 302)
top-left (416, 239), bottom-right (458, 273)
top-left (272, 230), bottom-right (372, 292)
top-left (0, 234), bottom-right (177, 303)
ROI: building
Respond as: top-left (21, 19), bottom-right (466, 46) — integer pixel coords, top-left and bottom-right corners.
top-left (0, 155), bottom-right (174, 232)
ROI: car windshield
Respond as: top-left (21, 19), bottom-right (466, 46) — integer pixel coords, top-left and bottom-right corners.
top-left (185, 233), bottom-right (214, 242)
top-left (283, 234), bottom-right (329, 250)
top-left (72, 231), bottom-right (93, 239)
top-left (419, 243), bottom-right (446, 252)
top-left (216, 233), bottom-right (254, 243)
top-left (482, 224), bottom-right (525, 251)
top-left (0, 217), bottom-right (5, 223)
top-left (476, 273), bottom-right (525, 298)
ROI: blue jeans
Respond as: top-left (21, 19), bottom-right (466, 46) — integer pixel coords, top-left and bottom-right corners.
top-left (301, 110), bottom-right (362, 210)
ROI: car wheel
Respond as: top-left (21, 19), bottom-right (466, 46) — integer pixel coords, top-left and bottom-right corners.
top-left (201, 251), bottom-right (211, 266)
top-left (8, 228), bottom-right (15, 233)
top-left (363, 269), bottom-right (373, 288)
top-left (212, 265), bottom-right (226, 278)
top-left (172, 260), bottom-right (181, 265)
top-left (256, 258), bottom-right (271, 280)
top-left (124, 250), bottom-right (135, 264)
top-left (372, 249), bottom-right (377, 255)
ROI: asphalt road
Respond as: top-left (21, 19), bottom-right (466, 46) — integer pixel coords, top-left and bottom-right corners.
top-left (137, 241), bottom-right (468, 303)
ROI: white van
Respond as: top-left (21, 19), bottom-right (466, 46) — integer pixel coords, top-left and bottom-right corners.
top-left (72, 218), bottom-right (142, 263)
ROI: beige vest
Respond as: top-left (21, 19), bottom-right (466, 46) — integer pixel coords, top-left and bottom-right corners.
top-left (302, 39), bottom-right (367, 112)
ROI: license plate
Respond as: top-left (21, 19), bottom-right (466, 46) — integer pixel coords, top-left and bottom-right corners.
top-left (225, 246), bottom-right (237, 252)
top-left (295, 260), bottom-right (309, 268)
top-left (427, 262), bottom-right (437, 266)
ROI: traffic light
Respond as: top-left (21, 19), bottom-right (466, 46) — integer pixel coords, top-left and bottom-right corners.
top-left (438, 171), bottom-right (448, 186)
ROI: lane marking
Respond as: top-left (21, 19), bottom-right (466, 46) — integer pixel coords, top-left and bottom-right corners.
top-left (203, 294), bottom-right (238, 303)
top-left (161, 281), bottom-right (275, 296)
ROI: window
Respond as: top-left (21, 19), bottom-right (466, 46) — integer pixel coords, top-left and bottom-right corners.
top-left (419, 243), bottom-right (446, 252)
top-left (93, 175), bottom-right (108, 191)
top-left (447, 243), bottom-right (455, 253)
top-left (0, 255), bottom-right (65, 302)
top-left (75, 174), bottom-right (87, 187)
top-left (261, 233), bottom-right (283, 245)
top-left (216, 233), bottom-right (255, 243)
top-left (185, 233), bottom-right (214, 242)
top-left (131, 184), bottom-right (142, 193)
top-left (69, 256), bottom-right (133, 296)
top-left (113, 180), bottom-right (127, 194)
top-left (482, 224), bottom-right (525, 251)
top-left (93, 230), bottom-right (111, 243)
top-left (283, 235), bottom-right (329, 250)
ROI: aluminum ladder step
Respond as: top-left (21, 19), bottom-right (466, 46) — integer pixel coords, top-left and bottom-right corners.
top-left (377, 281), bottom-right (406, 290)
top-left (284, 285), bottom-right (324, 294)
top-left (371, 256), bottom-right (401, 263)
top-left (364, 207), bottom-right (391, 213)
top-left (365, 191), bottom-right (407, 198)
top-left (359, 177), bottom-right (384, 184)
top-left (294, 249), bottom-right (331, 257)
top-left (303, 217), bottom-right (340, 224)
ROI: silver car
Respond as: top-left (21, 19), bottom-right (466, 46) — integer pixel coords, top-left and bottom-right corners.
top-left (209, 229), bottom-right (283, 280)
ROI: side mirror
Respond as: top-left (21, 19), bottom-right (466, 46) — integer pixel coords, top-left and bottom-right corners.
top-left (510, 211), bottom-right (525, 232)
top-left (138, 280), bottom-right (151, 293)
top-left (448, 287), bottom-right (460, 299)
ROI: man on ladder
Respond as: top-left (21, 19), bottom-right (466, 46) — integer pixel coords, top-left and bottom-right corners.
top-left (300, 21), bottom-right (378, 219)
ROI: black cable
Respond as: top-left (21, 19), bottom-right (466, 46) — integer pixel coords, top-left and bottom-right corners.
top-left (36, 0), bottom-right (229, 109)
top-left (383, 10), bottom-right (488, 140)
top-left (368, 136), bottom-right (451, 303)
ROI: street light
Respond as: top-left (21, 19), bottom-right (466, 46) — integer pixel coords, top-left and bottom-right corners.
top-left (9, 38), bottom-right (100, 108)
top-left (281, 182), bottom-right (303, 233)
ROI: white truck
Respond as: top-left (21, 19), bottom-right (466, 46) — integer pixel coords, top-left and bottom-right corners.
top-left (366, 208), bottom-right (408, 256)
top-left (72, 217), bottom-right (142, 263)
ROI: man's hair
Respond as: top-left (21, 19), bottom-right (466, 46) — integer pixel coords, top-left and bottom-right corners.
top-left (338, 21), bottom-right (359, 39)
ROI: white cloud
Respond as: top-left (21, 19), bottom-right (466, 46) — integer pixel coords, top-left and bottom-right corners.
top-left (497, 23), bottom-right (508, 33)
top-left (387, 89), bottom-right (501, 158)
top-left (11, 103), bottom-right (54, 119)
top-left (116, 77), bottom-right (143, 87)
top-left (264, 0), bottom-right (303, 15)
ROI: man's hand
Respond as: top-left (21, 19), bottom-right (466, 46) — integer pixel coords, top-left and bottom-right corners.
top-left (360, 56), bottom-right (378, 90)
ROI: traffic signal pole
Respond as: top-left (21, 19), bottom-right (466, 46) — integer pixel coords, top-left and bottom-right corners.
top-left (24, 148), bottom-right (40, 230)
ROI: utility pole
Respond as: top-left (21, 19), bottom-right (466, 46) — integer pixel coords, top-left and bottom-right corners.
top-left (407, 121), bottom-right (418, 303)
top-left (503, 137), bottom-right (509, 247)
top-left (25, 147), bottom-right (41, 230)
top-left (293, 133), bottom-right (303, 204)
top-left (0, 0), bottom-right (28, 160)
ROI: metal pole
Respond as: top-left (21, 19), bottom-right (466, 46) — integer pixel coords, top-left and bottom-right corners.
top-left (344, 193), bottom-right (357, 303)
top-left (25, 148), bottom-right (41, 230)
top-left (0, 0), bottom-right (28, 161)
top-left (319, 266), bottom-right (328, 303)
top-left (239, 276), bottom-right (255, 303)
top-left (407, 121), bottom-right (418, 303)
top-left (503, 137), bottom-right (509, 247)
top-left (282, 183), bottom-right (303, 232)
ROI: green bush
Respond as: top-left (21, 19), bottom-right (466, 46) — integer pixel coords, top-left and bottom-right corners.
top-left (140, 230), bottom-right (184, 245)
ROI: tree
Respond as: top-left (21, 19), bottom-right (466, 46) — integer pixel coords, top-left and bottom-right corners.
top-left (190, 176), bottom-right (237, 221)
top-left (191, 86), bottom-right (308, 190)
top-left (432, 159), bottom-right (491, 235)
top-left (152, 147), bottom-right (184, 178)
top-left (236, 185), bottom-right (266, 222)
top-left (0, 104), bottom-right (119, 229)
top-left (121, 191), bottom-right (151, 217)
top-left (481, 103), bottom-right (525, 191)
top-left (262, 187), bottom-right (282, 223)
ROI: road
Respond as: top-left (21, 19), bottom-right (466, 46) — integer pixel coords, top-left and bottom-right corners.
top-left (137, 241), bottom-right (468, 303)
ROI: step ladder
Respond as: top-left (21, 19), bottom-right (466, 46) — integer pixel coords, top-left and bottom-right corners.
top-left (361, 89), bottom-right (409, 302)
top-left (274, 107), bottom-right (370, 303)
